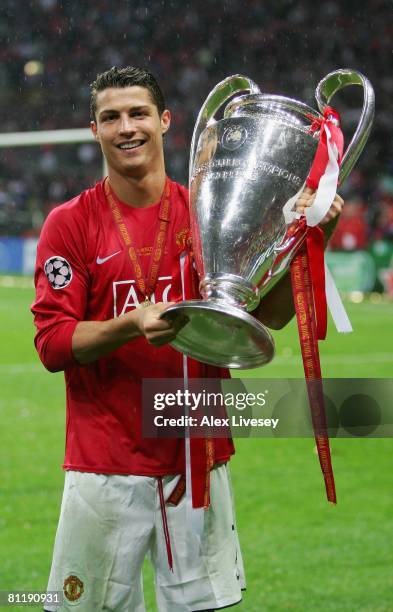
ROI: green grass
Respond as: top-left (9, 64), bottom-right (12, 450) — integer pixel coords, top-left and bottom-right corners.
top-left (0, 281), bottom-right (392, 611)
top-left (235, 297), bottom-right (393, 379)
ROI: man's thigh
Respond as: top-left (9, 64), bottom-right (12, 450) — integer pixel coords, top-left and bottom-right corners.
top-left (151, 464), bottom-right (245, 612)
top-left (45, 471), bottom-right (156, 611)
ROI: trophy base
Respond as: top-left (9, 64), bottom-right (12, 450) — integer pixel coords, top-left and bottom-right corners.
top-left (161, 300), bottom-right (275, 369)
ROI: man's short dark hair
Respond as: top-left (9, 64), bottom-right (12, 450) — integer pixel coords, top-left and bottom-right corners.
top-left (90, 66), bottom-right (165, 121)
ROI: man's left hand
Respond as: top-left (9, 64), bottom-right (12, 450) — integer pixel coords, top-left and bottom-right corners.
top-left (296, 186), bottom-right (344, 225)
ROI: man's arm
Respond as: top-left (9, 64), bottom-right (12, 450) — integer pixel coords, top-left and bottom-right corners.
top-left (33, 204), bottom-right (182, 371)
top-left (71, 302), bottom-right (183, 364)
top-left (32, 183), bottom-right (193, 370)
top-left (254, 190), bottom-right (343, 330)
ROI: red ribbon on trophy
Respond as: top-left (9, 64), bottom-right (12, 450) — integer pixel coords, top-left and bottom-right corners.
top-left (306, 107), bottom-right (344, 190)
top-left (290, 106), bottom-right (344, 504)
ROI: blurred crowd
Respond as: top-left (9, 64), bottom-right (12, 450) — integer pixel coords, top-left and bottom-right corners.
top-left (0, 0), bottom-right (392, 251)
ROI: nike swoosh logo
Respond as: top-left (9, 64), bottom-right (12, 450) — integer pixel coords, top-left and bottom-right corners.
top-left (96, 250), bottom-right (121, 265)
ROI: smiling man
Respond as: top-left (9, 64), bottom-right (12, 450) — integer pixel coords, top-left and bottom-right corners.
top-left (32, 66), bottom-right (245, 612)
top-left (32, 66), bottom-right (343, 612)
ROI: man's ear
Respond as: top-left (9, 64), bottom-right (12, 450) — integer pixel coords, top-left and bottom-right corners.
top-left (161, 110), bottom-right (171, 135)
top-left (91, 121), bottom-right (100, 142)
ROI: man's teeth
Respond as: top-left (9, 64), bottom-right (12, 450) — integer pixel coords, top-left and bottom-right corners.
top-left (119, 141), bottom-right (144, 149)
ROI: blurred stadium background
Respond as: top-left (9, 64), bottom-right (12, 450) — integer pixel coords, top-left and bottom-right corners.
top-left (0, 0), bottom-right (393, 292)
top-left (0, 1), bottom-right (392, 610)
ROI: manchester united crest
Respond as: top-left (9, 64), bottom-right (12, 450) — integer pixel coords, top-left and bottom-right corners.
top-left (175, 227), bottom-right (191, 251)
top-left (63, 574), bottom-right (84, 603)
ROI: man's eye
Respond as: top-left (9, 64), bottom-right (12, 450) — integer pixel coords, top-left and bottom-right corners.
top-left (103, 115), bottom-right (116, 122)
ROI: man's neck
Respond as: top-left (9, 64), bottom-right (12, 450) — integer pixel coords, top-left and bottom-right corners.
top-left (107, 167), bottom-right (167, 207)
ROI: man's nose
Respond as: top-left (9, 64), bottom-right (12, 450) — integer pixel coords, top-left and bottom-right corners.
top-left (119, 115), bottom-right (135, 134)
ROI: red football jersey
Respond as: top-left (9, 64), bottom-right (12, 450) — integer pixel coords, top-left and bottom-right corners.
top-left (32, 179), bottom-right (235, 476)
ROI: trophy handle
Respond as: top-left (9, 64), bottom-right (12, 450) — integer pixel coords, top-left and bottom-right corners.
top-left (315, 69), bottom-right (375, 184)
top-left (189, 75), bottom-right (260, 183)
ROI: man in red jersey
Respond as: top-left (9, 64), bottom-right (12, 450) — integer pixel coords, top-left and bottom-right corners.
top-left (32, 66), bottom-right (343, 611)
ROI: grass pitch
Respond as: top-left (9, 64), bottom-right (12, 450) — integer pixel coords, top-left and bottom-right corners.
top-left (0, 280), bottom-right (392, 611)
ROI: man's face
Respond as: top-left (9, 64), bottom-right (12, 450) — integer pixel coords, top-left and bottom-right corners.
top-left (91, 86), bottom-right (170, 178)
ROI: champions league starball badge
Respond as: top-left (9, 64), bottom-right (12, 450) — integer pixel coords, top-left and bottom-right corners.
top-left (44, 256), bottom-right (73, 289)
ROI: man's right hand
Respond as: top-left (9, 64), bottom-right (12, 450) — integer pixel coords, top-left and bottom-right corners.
top-left (133, 301), bottom-right (185, 346)
top-left (72, 301), bottom-right (186, 364)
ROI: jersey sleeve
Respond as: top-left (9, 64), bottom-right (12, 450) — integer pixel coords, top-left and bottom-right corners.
top-left (31, 198), bottom-right (90, 372)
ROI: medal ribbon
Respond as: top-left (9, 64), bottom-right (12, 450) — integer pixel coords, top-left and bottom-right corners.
top-left (104, 177), bottom-right (171, 301)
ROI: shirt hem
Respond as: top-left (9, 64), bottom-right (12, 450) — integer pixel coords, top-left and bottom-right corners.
top-left (62, 453), bottom-right (232, 477)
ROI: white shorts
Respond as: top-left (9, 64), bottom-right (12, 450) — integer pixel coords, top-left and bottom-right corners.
top-left (45, 464), bottom-right (245, 611)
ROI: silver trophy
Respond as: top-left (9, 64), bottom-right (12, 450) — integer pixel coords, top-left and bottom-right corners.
top-left (163, 70), bottom-right (374, 368)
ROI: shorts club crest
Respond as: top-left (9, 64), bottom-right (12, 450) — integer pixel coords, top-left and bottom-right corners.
top-left (63, 574), bottom-right (84, 603)
top-left (44, 256), bottom-right (73, 289)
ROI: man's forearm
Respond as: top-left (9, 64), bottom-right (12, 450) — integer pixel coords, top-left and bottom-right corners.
top-left (72, 312), bottom-right (142, 364)
top-left (71, 301), bottom-right (179, 365)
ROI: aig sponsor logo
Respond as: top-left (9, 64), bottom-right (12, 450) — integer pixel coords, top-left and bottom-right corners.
top-left (113, 276), bottom-right (173, 317)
